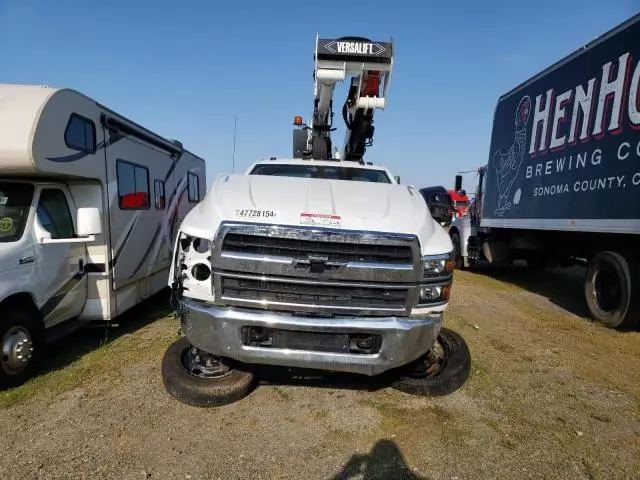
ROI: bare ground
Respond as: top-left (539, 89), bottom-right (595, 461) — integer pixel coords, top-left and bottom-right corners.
top-left (0, 265), bottom-right (639, 480)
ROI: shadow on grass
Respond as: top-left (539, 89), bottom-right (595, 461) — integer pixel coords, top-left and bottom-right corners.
top-left (255, 364), bottom-right (396, 393)
top-left (39, 288), bottom-right (174, 377)
top-left (251, 356), bottom-right (430, 394)
top-left (471, 262), bottom-right (590, 318)
top-left (330, 439), bottom-right (429, 480)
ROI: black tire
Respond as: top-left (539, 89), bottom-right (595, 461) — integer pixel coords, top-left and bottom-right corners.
top-left (391, 328), bottom-right (471, 397)
top-left (450, 231), bottom-right (469, 270)
top-left (162, 336), bottom-right (256, 407)
top-left (585, 251), bottom-right (639, 329)
top-left (0, 307), bottom-right (44, 389)
top-left (450, 231), bottom-right (463, 270)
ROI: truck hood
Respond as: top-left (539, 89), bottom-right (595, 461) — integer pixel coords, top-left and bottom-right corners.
top-left (181, 174), bottom-right (451, 255)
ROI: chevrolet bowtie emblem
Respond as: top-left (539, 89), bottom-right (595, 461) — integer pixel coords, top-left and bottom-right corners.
top-left (292, 255), bottom-right (346, 274)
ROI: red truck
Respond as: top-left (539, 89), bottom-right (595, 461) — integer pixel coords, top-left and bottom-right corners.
top-left (447, 189), bottom-right (470, 219)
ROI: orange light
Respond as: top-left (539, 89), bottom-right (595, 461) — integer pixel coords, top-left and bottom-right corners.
top-left (441, 286), bottom-right (452, 302)
top-left (294, 115), bottom-right (303, 126)
top-left (444, 259), bottom-right (455, 273)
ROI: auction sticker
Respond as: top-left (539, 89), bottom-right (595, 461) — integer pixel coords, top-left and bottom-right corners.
top-left (300, 213), bottom-right (341, 228)
top-left (235, 208), bottom-right (278, 219)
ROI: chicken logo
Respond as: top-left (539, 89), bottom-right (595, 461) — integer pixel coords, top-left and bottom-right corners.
top-left (492, 95), bottom-right (531, 216)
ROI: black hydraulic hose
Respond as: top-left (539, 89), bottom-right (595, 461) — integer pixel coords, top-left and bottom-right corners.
top-left (342, 102), bottom-right (352, 130)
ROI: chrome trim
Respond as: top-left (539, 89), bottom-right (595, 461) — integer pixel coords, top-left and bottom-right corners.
top-left (214, 271), bottom-right (412, 316)
top-left (220, 251), bottom-right (292, 264)
top-left (218, 296), bottom-right (407, 314)
top-left (217, 271), bottom-right (412, 289)
top-left (181, 298), bottom-right (443, 376)
top-left (211, 222), bottom-right (422, 282)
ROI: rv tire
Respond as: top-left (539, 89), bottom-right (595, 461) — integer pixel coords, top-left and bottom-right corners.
top-left (162, 336), bottom-right (256, 407)
top-left (0, 307), bottom-right (44, 389)
top-left (391, 328), bottom-right (471, 397)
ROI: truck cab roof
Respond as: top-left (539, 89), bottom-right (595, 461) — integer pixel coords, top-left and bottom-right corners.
top-left (245, 158), bottom-right (398, 184)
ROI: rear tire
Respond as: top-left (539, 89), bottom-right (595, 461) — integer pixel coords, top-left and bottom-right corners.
top-left (391, 328), bottom-right (471, 397)
top-left (162, 336), bottom-right (256, 407)
top-left (0, 307), bottom-right (44, 389)
top-left (584, 251), bottom-right (639, 329)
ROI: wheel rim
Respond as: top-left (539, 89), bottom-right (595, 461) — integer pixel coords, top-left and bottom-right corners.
top-left (592, 264), bottom-right (622, 314)
top-left (404, 338), bottom-right (448, 379)
top-left (1, 326), bottom-right (34, 375)
top-left (181, 345), bottom-right (233, 378)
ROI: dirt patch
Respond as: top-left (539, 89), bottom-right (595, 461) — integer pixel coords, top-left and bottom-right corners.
top-left (0, 269), bottom-right (639, 479)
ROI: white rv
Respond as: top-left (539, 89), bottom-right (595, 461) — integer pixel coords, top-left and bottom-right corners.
top-left (0, 84), bottom-right (206, 387)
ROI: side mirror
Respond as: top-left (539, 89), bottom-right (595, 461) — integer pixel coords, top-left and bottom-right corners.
top-left (77, 207), bottom-right (102, 236)
top-left (394, 176), bottom-right (401, 184)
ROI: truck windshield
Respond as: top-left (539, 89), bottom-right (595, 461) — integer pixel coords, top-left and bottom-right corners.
top-left (0, 182), bottom-right (34, 243)
top-left (250, 164), bottom-right (391, 183)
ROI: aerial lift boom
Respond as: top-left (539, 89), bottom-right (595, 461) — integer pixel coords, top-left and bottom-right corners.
top-left (293, 35), bottom-right (394, 162)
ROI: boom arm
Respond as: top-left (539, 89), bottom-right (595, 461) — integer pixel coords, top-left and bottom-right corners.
top-left (293, 35), bottom-right (394, 162)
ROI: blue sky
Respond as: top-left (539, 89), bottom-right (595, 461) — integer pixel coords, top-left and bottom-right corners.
top-left (0, 0), bottom-right (637, 190)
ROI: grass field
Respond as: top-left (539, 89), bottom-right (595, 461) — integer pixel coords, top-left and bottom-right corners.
top-left (0, 266), bottom-right (638, 479)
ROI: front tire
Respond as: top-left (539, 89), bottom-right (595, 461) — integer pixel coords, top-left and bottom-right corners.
top-left (585, 251), bottom-right (639, 329)
top-left (391, 328), bottom-right (471, 397)
top-left (0, 308), bottom-right (44, 389)
top-left (162, 336), bottom-right (256, 407)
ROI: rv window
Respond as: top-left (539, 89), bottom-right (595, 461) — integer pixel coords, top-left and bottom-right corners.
top-left (154, 180), bottom-right (166, 210)
top-left (64, 114), bottom-right (96, 154)
top-left (188, 173), bottom-right (199, 203)
top-left (37, 189), bottom-right (75, 239)
top-left (117, 160), bottom-right (150, 210)
top-left (0, 182), bottom-right (34, 243)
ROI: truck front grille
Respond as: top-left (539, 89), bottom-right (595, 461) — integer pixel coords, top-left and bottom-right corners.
top-left (222, 233), bottom-right (413, 265)
top-left (218, 273), bottom-right (409, 315)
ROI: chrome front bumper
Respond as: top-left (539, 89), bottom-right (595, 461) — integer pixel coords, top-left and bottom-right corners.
top-left (180, 298), bottom-right (442, 376)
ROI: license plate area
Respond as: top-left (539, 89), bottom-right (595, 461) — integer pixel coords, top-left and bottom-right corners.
top-left (241, 327), bottom-right (381, 355)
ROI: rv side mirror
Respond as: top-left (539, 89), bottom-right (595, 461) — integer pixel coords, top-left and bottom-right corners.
top-left (394, 176), bottom-right (401, 184)
top-left (77, 207), bottom-right (102, 237)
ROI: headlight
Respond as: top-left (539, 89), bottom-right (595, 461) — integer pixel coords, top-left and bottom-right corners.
top-left (421, 252), bottom-right (454, 279)
top-left (418, 285), bottom-right (451, 304)
top-left (175, 232), bottom-right (214, 300)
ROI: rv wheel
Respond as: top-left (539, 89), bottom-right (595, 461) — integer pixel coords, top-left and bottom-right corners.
top-left (161, 336), bottom-right (256, 407)
top-left (391, 328), bottom-right (471, 397)
top-left (0, 308), bottom-right (44, 389)
top-left (585, 251), bottom-right (639, 329)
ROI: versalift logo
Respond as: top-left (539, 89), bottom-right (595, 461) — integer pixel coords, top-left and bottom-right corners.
top-left (324, 40), bottom-right (386, 56)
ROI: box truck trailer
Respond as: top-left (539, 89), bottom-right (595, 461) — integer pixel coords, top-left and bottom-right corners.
top-left (450, 13), bottom-right (640, 329)
top-left (0, 84), bottom-right (206, 387)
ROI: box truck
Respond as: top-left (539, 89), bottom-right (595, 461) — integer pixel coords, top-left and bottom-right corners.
top-left (450, 13), bottom-right (640, 329)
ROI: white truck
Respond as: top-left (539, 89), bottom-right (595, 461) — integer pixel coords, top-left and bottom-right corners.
top-left (161, 37), bottom-right (470, 407)
top-left (0, 84), bottom-right (205, 387)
